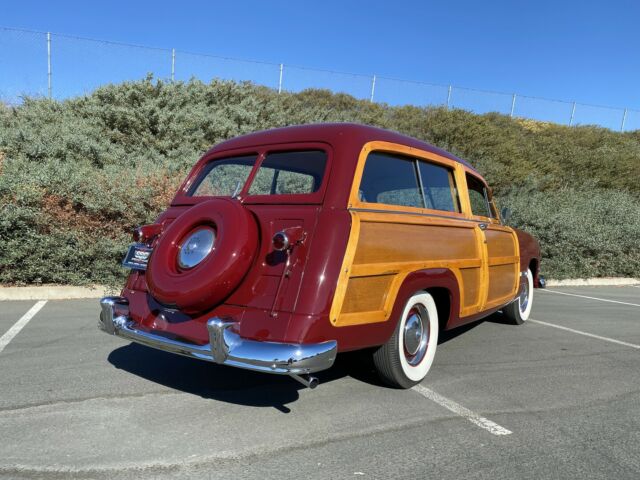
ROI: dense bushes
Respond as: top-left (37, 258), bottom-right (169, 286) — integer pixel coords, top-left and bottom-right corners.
top-left (0, 77), bottom-right (638, 285)
top-left (503, 187), bottom-right (640, 278)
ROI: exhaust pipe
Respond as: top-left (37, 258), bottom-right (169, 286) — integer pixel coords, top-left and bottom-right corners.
top-left (291, 374), bottom-right (319, 389)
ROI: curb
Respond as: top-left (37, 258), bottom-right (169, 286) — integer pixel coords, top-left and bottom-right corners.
top-left (0, 285), bottom-right (111, 301)
top-left (1, 278), bottom-right (638, 301)
top-left (545, 278), bottom-right (639, 287)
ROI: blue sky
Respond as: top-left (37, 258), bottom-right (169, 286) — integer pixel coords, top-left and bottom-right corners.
top-left (1, 0), bottom-right (639, 126)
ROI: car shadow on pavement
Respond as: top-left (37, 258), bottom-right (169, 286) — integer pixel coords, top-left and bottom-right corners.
top-left (438, 319), bottom-right (484, 344)
top-left (107, 321), bottom-right (489, 411)
top-left (107, 344), bottom-right (380, 413)
top-left (484, 311), bottom-right (519, 325)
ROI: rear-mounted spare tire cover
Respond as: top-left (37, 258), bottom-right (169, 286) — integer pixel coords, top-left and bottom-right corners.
top-left (146, 198), bottom-right (258, 314)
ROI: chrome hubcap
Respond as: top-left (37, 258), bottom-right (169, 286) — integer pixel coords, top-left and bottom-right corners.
top-left (403, 306), bottom-right (429, 366)
top-left (178, 227), bottom-right (216, 269)
top-left (519, 280), bottom-right (529, 314)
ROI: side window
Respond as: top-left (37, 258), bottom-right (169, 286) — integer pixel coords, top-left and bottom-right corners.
top-left (466, 173), bottom-right (492, 218)
top-left (418, 161), bottom-right (460, 213)
top-left (359, 152), bottom-right (423, 208)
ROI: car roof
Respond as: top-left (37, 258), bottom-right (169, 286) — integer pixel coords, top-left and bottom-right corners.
top-left (207, 123), bottom-right (477, 172)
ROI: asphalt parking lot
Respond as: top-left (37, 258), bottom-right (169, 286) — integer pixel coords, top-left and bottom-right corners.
top-left (1, 285), bottom-right (639, 479)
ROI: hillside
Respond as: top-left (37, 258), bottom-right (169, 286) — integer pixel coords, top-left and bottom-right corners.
top-left (1, 77), bottom-right (639, 285)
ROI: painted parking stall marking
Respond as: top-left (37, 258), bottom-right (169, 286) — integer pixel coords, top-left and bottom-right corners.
top-left (0, 300), bottom-right (47, 354)
top-left (412, 384), bottom-right (512, 436)
top-left (529, 318), bottom-right (640, 350)
top-left (541, 289), bottom-right (640, 307)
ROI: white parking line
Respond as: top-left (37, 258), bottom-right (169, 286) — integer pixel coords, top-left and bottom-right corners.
top-left (412, 384), bottom-right (512, 436)
top-left (541, 289), bottom-right (640, 307)
top-left (529, 319), bottom-right (640, 350)
top-left (0, 300), bottom-right (47, 354)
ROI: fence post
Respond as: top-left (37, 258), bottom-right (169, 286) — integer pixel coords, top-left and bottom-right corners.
top-left (370, 74), bottom-right (376, 102)
top-left (621, 109), bottom-right (627, 132)
top-left (278, 63), bottom-right (283, 93)
top-left (569, 102), bottom-right (576, 126)
top-left (446, 85), bottom-right (452, 109)
top-left (510, 94), bottom-right (516, 117)
top-left (171, 48), bottom-right (175, 81)
top-left (47, 32), bottom-right (52, 99)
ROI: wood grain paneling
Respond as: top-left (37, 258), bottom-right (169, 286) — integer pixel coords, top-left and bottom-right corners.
top-left (487, 264), bottom-right (517, 304)
top-left (332, 210), bottom-right (484, 326)
top-left (341, 275), bottom-right (393, 313)
top-left (484, 226), bottom-right (519, 308)
top-left (330, 140), bottom-right (520, 328)
top-left (459, 267), bottom-right (481, 308)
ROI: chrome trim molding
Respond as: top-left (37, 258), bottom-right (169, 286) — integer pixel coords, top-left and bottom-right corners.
top-left (99, 297), bottom-right (337, 376)
top-left (349, 207), bottom-right (503, 225)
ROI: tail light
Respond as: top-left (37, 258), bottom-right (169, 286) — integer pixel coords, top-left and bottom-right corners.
top-left (272, 231), bottom-right (290, 251)
top-left (133, 224), bottom-right (163, 244)
top-left (272, 226), bottom-right (306, 251)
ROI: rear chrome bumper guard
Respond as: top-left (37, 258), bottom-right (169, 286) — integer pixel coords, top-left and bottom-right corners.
top-left (99, 297), bottom-right (337, 380)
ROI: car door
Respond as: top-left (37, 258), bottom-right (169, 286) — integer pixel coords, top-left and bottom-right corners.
top-left (465, 173), bottom-right (520, 310)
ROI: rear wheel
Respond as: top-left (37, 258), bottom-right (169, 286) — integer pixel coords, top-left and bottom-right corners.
top-left (373, 292), bottom-right (439, 389)
top-left (502, 268), bottom-right (534, 325)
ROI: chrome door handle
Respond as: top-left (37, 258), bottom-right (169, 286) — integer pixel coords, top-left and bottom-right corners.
top-left (478, 223), bottom-right (488, 230)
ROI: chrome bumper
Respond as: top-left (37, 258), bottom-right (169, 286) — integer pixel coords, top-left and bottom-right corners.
top-left (99, 297), bottom-right (337, 377)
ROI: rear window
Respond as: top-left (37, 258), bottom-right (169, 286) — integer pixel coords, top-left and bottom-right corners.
top-left (188, 155), bottom-right (256, 197)
top-left (187, 150), bottom-right (326, 198)
top-left (248, 150), bottom-right (326, 195)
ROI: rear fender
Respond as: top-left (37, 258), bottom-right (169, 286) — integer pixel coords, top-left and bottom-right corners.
top-left (311, 268), bottom-right (461, 352)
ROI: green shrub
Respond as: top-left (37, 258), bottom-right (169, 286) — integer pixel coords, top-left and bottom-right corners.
top-left (0, 77), bottom-right (638, 284)
top-left (501, 187), bottom-right (640, 279)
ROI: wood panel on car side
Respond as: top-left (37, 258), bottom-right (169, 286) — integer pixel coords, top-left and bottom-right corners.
top-left (331, 209), bottom-right (484, 326)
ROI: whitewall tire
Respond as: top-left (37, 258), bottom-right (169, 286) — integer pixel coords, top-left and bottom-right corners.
top-left (503, 268), bottom-right (534, 325)
top-left (373, 292), bottom-right (439, 388)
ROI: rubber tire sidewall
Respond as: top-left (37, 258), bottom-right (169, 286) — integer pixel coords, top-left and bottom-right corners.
top-left (373, 292), bottom-right (439, 389)
top-left (503, 268), bottom-right (534, 325)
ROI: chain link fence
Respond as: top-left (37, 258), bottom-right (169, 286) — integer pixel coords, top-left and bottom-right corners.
top-left (1, 26), bottom-right (638, 131)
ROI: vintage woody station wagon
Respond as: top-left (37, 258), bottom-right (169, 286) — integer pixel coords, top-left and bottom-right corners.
top-left (99, 123), bottom-right (542, 389)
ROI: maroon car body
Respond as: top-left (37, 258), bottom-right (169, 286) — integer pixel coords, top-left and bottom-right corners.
top-left (99, 123), bottom-right (542, 389)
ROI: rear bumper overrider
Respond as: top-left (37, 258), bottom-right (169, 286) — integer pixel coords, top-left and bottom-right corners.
top-left (99, 296), bottom-right (337, 388)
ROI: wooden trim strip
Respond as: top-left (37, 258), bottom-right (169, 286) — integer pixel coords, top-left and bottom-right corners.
top-left (488, 255), bottom-right (520, 267)
top-left (350, 207), bottom-right (479, 224)
top-left (350, 259), bottom-right (482, 278)
top-left (329, 210), bottom-right (361, 324)
top-left (337, 310), bottom-right (388, 326)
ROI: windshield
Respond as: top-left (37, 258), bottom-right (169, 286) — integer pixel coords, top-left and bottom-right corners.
top-left (187, 150), bottom-right (327, 198)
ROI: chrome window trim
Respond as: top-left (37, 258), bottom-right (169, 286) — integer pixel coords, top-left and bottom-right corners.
top-left (350, 207), bottom-right (487, 224)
